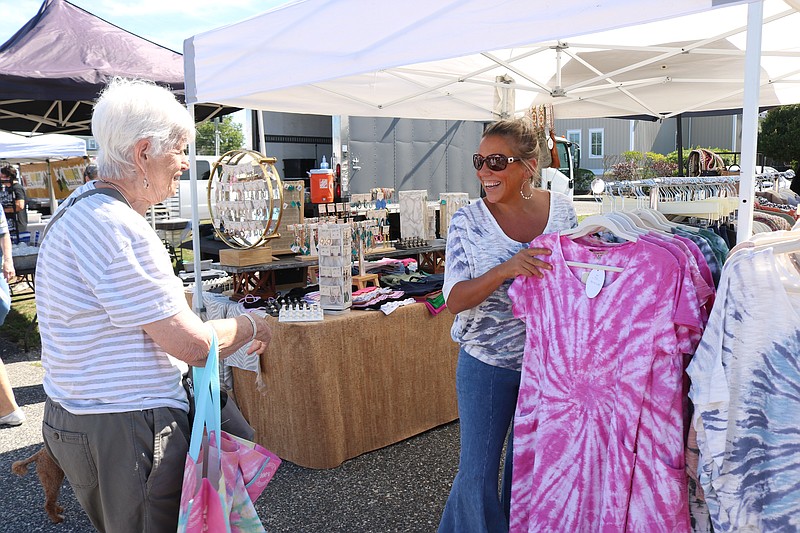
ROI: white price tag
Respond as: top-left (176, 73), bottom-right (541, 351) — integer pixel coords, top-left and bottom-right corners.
top-left (585, 269), bottom-right (605, 299)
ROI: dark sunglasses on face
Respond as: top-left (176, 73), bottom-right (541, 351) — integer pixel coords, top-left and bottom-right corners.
top-left (473, 153), bottom-right (523, 172)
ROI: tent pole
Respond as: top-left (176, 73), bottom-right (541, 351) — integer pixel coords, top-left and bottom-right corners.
top-left (250, 110), bottom-right (260, 150)
top-left (47, 159), bottom-right (58, 215)
top-left (188, 104), bottom-right (205, 316)
top-left (257, 111), bottom-right (266, 155)
top-left (676, 114), bottom-right (683, 177)
top-left (736, 0), bottom-right (764, 244)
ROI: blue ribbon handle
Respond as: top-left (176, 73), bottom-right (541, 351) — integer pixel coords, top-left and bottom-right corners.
top-left (188, 328), bottom-right (222, 462)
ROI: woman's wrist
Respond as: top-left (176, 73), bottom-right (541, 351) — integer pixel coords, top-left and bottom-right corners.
top-left (241, 313), bottom-right (257, 343)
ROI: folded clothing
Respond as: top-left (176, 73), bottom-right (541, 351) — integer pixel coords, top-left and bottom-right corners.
top-left (380, 298), bottom-right (417, 315)
top-left (394, 273), bottom-right (445, 296)
top-left (419, 290), bottom-right (447, 315)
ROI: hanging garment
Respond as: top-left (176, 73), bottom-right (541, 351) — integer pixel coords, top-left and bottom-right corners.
top-left (687, 246), bottom-right (800, 532)
top-left (508, 233), bottom-right (703, 532)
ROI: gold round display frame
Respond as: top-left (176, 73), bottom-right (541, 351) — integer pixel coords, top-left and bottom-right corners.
top-left (207, 149), bottom-right (284, 250)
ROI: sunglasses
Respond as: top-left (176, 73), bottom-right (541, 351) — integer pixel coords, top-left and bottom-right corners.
top-left (472, 153), bottom-right (523, 172)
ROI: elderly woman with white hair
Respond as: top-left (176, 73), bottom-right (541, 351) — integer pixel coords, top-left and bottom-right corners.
top-left (35, 77), bottom-right (273, 533)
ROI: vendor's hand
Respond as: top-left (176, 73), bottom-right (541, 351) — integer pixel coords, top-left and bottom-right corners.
top-left (246, 315), bottom-right (273, 356)
top-left (500, 247), bottom-right (553, 279)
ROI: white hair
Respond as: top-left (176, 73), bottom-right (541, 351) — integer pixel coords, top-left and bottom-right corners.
top-left (92, 77), bottom-right (196, 179)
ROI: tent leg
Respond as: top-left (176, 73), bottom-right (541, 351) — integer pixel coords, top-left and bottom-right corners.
top-left (676, 114), bottom-right (684, 177)
top-left (736, 0), bottom-right (764, 244)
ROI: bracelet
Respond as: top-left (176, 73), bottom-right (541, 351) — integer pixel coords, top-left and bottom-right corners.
top-left (241, 313), bottom-right (257, 343)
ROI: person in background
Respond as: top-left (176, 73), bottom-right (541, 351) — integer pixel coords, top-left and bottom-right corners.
top-left (0, 207), bottom-right (24, 427)
top-left (83, 163), bottom-right (98, 183)
top-left (438, 119), bottom-right (577, 533)
top-left (0, 165), bottom-right (27, 238)
top-left (35, 77), bottom-right (273, 533)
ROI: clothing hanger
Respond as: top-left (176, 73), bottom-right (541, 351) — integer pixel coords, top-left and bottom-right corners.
top-left (559, 215), bottom-right (636, 273)
top-left (631, 208), bottom-right (673, 232)
top-left (562, 214), bottom-right (639, 242)
top-left (607, 212), bottom-right (647, 236)
top-left (750, 229), bottom-right (800, 250)
top-left (619, 211), bottom-right (652, 233)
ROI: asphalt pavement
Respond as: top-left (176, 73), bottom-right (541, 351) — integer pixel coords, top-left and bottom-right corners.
top-left (0, 337), bottom-right (460, 533)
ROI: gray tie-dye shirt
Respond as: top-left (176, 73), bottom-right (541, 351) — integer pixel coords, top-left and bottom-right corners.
top-left (688, 246), bottom-right (800, 531)
top-left (442, 192), bottom-right (577, 371)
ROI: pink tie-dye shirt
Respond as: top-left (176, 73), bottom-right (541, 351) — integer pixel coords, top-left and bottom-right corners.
top-left (508, 233), bottom-right (703, 532)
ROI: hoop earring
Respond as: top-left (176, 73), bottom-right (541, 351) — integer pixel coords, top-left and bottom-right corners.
top-left (143, 178), bottom-right (150, 190)
top-left (520, 178), bottom-right (534, 200)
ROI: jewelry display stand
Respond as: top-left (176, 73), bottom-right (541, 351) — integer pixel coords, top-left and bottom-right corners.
top-left (208, 149), bottom-right (284, 267)
top-left (364, 208), bottom-right (393, 253)
top-left (278, 302), bottom-right (324, 323)
top-left (317, 223), bottom-right (352, 311)
top-left (439, 193), bottom-right (469, 237)
top-left (207, 149), bottom-right (284, 298)
top-left (399, 189), bottom-right (428, 240)
top-left (287, 222), bottom-right (320, 261)
top-left (270, 180), bottom-right (305, 255)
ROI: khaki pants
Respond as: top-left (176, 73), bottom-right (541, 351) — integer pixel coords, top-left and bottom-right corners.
top-left (42, 398), bottom-right (190, 533)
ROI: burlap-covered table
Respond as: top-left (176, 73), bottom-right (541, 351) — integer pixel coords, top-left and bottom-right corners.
top-left (232, 302), bottom-right (458, 469)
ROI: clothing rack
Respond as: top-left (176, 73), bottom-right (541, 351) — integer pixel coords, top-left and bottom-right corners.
top-left (597, 176), bottom-right (741, 212)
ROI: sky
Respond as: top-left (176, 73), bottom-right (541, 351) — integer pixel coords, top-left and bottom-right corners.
top-left (0, 0), bottom-right (292, 134)
top-left (0, 0), bottom-right (290, 52)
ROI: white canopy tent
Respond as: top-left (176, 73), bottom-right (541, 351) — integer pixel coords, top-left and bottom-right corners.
top-left (0, 130), bottom-right (87, 210)
top-left (184, 0), bottom-right (800, 121)
top-left (0, 131), bottom-right (86, 161)
top-left (183, 0), bottom-right (799, 305)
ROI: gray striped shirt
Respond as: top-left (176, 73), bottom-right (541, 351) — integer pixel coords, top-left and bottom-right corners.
top-left (36, 182), bottom-right (189, 414)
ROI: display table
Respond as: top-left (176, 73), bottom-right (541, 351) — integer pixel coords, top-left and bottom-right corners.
top-left (232, 302), bottom-right (458, 469)
top-left (204, 238), bottom-right (448, 298)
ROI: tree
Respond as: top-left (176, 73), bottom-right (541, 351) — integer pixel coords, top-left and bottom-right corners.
top-left (195, 115), bottom-right (244, 156)
top-left (759, 104), bottom-right (800, 169)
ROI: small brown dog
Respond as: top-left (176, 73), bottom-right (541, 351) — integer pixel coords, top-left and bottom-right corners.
top-left (12, 447), bottom-right (65, 523)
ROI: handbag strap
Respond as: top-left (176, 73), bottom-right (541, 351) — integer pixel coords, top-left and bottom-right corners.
top-left (40, 186), bottom-right (127, 243)
top-left (188, 328), bottom-right (222, 461)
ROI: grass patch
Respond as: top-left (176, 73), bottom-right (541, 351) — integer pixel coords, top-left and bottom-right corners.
top-left (1, 281), bottom-right (39, 350)
top-left (0, 238), bottom-right (197, 351)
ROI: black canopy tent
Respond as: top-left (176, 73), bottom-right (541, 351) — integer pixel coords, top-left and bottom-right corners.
top-left (0, 0), bottom-right (234, 135)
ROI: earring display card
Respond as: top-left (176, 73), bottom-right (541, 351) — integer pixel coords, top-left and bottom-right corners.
top-left (317, 223), bottom-right (353, 311)
top-left (399, 189), bottom-right (428, 240)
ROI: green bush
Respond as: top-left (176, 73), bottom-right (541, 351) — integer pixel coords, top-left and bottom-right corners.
top-left (613, 151), bottom-right (678, 179)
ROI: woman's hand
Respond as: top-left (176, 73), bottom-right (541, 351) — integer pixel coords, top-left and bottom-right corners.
top-left (499, 247), bottom-right (553, 279)
top-left (246, 314), bottom-right (273, 357)
top-left (2, 260), bottom-right (14, 282)
top-left (445, 246), bottom-right (554, 314)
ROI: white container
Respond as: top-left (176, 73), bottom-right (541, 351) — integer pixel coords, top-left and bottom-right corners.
top-left (183, 259), bottom-right (213, 273)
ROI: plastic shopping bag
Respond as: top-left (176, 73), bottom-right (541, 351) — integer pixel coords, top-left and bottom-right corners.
top-left (177, 329), bottom-right (281, 533)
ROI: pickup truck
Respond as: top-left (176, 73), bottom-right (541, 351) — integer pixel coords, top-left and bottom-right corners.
top-left (541, 136), bottom-right (593, 197)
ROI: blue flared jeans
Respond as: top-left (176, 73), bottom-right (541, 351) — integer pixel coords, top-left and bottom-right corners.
top-left (438, 348), bottom-right (521, 533)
